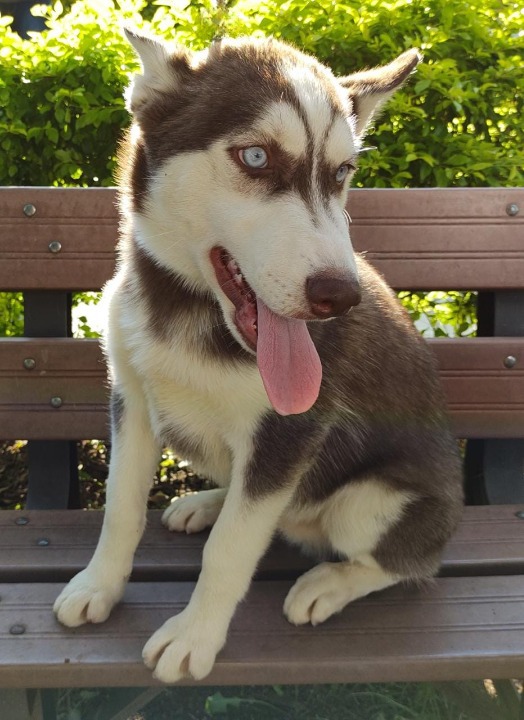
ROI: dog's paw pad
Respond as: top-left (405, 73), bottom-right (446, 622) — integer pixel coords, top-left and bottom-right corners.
top-left (143, 611), bottom-right (223, 683)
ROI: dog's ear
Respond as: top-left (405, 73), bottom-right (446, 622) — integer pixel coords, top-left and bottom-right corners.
top-left (340, 49), bottom-right (421, 136)
top-left (123, 28), bottom-right (193, 115)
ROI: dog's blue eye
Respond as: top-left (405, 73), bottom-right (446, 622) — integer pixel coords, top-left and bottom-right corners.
top-left (240, 146), bottom-right (268, 169)
top-left (336, 164), bottom-right (350, 184)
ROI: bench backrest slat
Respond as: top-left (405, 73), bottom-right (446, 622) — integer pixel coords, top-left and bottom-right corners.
top-left (350, 188), bottom-right (524, 290)
top-left (1, 187), bottom-right (522, 291)
top-left (1, 186), bottom-right (523, 449)
top-left (1, 188), bottom-right (117, 291)
top-left (2, 337), bottom-right (523, 440)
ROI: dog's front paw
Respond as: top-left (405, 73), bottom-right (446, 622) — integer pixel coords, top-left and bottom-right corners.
top-left (143, 608), bottom-right (226, 683)
top-left (162, 489), bottom-right (225, 534)
top-left (54, 568), bottom-right (125, 628)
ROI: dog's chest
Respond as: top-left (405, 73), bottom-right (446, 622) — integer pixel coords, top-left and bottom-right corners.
top-left (134, 328), bottom-right (270, 477)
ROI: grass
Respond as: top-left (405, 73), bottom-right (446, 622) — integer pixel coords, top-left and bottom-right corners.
top-left (59, 680), bottom-right (521, 719)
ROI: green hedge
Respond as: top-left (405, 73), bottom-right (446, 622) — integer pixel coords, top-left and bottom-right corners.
top-left (0, 0), bottom-right (522, 188)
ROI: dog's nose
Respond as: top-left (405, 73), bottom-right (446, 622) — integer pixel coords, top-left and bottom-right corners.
top-left (306, 272), bottom-right (361, 318)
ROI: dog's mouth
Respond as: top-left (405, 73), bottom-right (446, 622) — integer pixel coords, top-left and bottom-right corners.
top-left (210, 246), bottom-right (258, 351)
top-left (210, 246), bottom-right (322, 416)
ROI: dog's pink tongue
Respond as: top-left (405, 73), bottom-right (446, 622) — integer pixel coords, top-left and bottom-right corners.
top-left (256, 298), bottom-right (322, 415)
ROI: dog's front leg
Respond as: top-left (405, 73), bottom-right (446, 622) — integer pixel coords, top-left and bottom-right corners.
top-left (142, 456), bottom-right (297, 683)
top-left (54, 388), bottom-right (159, 627)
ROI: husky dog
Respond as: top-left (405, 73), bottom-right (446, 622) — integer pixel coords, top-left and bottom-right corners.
top-left (54, 30), bottom-right (463, 683)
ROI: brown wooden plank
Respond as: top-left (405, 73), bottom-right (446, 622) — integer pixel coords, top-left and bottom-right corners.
top-left (0, 338), bottom-right (108, 440)
top-left (0, 506), bottom-right (523, 584)
top-left (2, 337), bottom-right (524, 440)
top-left (0, 510), bottom-right (305, 584)
top-left (435, 337), bottom-right (524, 438)
top-left (1, 187), bottom-right (523, 291)
top-left (348, 188), bottom-right (524, 290)
top-left (440, 504), bottom-right (524, 575)
top-left (0, 187), bottom-right (117, 291)
top-left (0, 409), bottom-right (107, 442)
top-left (1, 576), bottom-right (524, 688)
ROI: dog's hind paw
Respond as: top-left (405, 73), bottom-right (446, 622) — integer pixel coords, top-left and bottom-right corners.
top-left (284, 561), bottom-right (396, 626)
top-left (143, 608), bottom-right (226, 683)
top-left (283, 562), bottom-right (353, 626)
top-left (53, 568), bottom-right (125, 627)
top-left (162, 488), bottom-right (226, 534)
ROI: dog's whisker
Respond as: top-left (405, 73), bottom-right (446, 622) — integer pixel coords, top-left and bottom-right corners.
top-left (134, 229), bottom-right (178, 242)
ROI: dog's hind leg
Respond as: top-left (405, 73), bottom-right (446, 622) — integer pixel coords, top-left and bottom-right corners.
top-left (283, 475), bottom-right (460, 626)
top-left (283, 478), bottom-right (409, 624)
top-left (162, 487), bottom-right (227, 533)
top-left (54, 385), bottom-right (160, 627)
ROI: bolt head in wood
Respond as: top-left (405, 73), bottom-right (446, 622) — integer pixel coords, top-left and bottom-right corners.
top-left (23, 203), bottom-right (36, 217)
top-left (506, 203), bottom-right (519, 216)
top-left (515, 510), bottom-right (524, 520)
top-left (36, 538), bottom-right (50, 547)
top-left (23, 358), bottom-right (36, 370)
top-left (48, 241), bottom-right (62, 253)
top-left (504, 355), bottom-right (517, 369)
top-left (9, 624), bottom-right (26, 635)
top-left (15, 517), bottom-right (29, 526)
top-left (50, 396), bottom-right (63, 408)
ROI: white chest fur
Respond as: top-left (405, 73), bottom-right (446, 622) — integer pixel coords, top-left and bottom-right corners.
top-left (106, 272), bottom-right (271, 483)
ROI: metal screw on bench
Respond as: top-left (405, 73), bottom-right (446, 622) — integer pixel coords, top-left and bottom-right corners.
top-left (9, 624), bottom-right (26, 635)
top-left (36, 538), bottom-right (50, 547)
top-left (50, 396), bottom-right (62, 408)
top-left (23, 203), bottom-right (36, 217)
top-left (504, 355), bottom-right (517, 369)
top-left (48, 241), bottom-right (62, 254)
top-left (506, 203), bottom-right (519, 216)
top-left (23, 358), bottom-right (36, 370)
top-left (515, 510), bottom-right (524, 520)
top-left (15, 517), bottom-right (29, 526)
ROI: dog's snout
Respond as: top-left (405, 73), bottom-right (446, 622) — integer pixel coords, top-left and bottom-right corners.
top-left (306, 272), bottom-right (361, 318)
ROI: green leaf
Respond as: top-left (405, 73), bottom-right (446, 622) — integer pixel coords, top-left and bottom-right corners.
top-left (45, 126), bottom-right (59, 144)
top-left (205, 692), bottom-right (245, 715)
top-left (414, 79), bottom-right (431, 93)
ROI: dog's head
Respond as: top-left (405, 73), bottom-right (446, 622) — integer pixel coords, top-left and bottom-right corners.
top-left (123, 31), bottom-right (419, 414)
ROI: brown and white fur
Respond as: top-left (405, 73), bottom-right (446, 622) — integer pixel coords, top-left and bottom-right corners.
top-left (54, 31), bottom-right (463, 683)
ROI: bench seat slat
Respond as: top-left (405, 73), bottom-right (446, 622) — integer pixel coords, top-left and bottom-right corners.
top-left (1, 576), bottom-right (524, 688)
top-left (1, 187), bottom-right (522, 291)
top-left (0, 506), bottom-right (522, 584)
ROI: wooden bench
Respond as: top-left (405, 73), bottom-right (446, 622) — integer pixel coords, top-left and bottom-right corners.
top-left (1, 186), bottom-right (524, 719)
